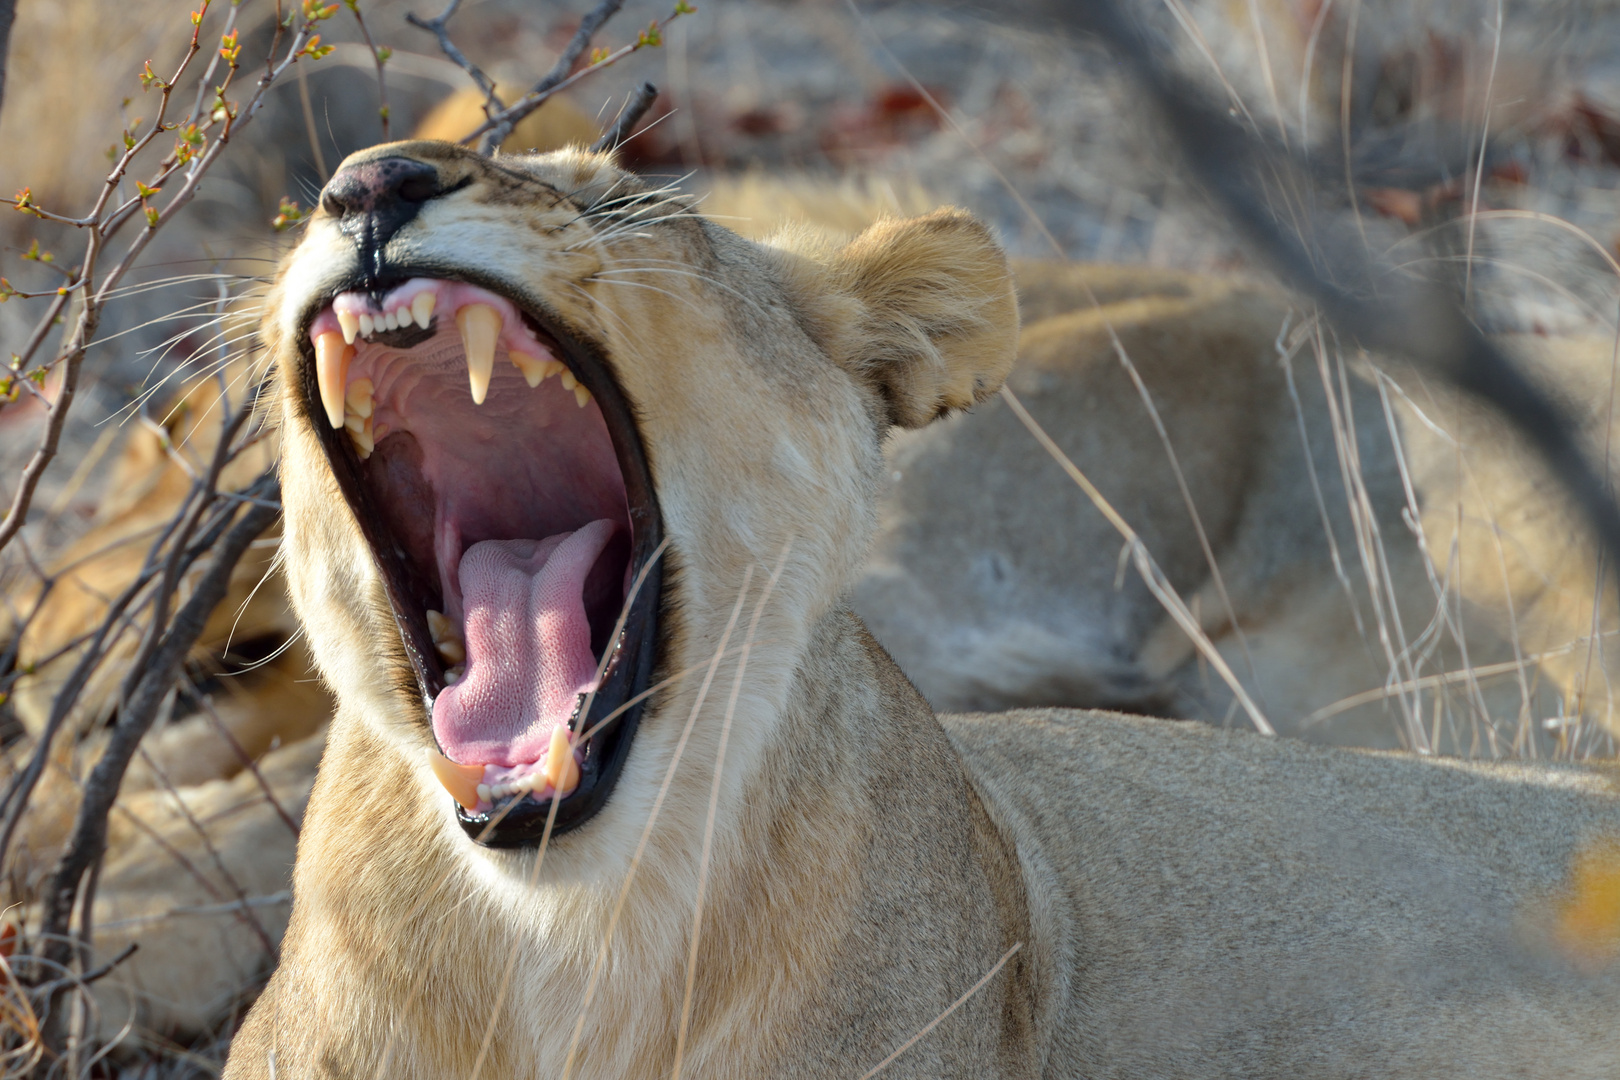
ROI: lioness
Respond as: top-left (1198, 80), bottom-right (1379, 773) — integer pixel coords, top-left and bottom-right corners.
top-left (223, 141), bottom-right (1620, 1078)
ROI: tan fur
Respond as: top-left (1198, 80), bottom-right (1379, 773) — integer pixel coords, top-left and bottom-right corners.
top-left (217, 143), bottom-right (1620, 1078)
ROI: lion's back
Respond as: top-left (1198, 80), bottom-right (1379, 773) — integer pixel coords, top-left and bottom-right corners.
top-left (942, 708), bottom-right (1620, 1078)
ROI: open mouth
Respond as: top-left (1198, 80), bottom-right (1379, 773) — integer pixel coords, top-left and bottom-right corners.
top-left (298, 274), bottom-right (663, 848)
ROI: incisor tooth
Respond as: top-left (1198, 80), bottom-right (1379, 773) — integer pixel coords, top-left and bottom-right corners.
top-left (510, 349), bottom-right (548, 388)
top-left (336, 310), bottom-right (360, 345)
top-left (426, 747), bottom-right (484, 811)
top-left (383, 310), bottom-right (399, 332)
top-left (456, 303), bottom-right (501, 405)
top-left (574, 384), bottom-right (592, 409)
top-left (358, 312), bottom-right (375, 338)
top-left (411, 291), bottom-right (436, 329)
top-left (313, 331), bottom-right (352, 429)
top-left (396, 306), bottom-right (412, 329)
top-left (543, 728), bottom-right (581, 796)
top-left (345, 377), bottom-right (374, 419)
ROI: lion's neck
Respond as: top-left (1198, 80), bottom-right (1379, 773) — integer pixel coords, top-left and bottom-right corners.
top-left (277, 608), bottom-right (1025, 1078)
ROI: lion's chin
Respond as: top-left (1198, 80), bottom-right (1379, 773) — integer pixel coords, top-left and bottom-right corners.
top-left (298, 273), bottom-right (664, 848)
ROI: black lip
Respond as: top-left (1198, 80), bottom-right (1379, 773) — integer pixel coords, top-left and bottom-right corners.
top-left (298, 266), bottom-right (664, 849)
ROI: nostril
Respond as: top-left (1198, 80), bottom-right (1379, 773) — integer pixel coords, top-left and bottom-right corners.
top-left (321, 157), bottom-right (443, 217)
top-left (397, 173), bottom-right (440, 204)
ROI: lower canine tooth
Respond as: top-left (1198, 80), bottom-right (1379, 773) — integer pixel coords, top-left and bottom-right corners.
top-left (411, 291), bottom-right (436, 329)
top-left (314, 331), bottom-right (353, 429)
top-left (425, 747), bottom-right (484, 811)
top-left (543, 728), bottom-right (581, 796)
top-left (456, 303), bottom-right (501, 405)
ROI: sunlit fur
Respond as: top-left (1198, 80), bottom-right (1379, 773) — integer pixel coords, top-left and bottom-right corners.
top-left (228, 143), bottom-right (1620, 1080)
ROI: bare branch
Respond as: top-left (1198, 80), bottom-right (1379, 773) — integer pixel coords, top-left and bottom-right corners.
top-left (481, 0), bottom-right (624, 152)
top-left (347, 0), bottom-right (392, 140)
top-left (35, 471), bottom-right (279, 982)
top-left (591, 82), bottom-right (659, 154)
top-left (405, 0), bottom-right (499, 123)
top-left (0, 0), bottom-right (14, 119)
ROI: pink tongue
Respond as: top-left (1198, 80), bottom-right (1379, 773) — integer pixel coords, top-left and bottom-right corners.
top-left (432, 519), bottom-right (616, 767)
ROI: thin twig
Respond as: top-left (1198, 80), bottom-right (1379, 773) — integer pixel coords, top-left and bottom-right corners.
top-left (0, 3), bottom-right (321, 559)
top-left (192, 689), bottom-right (301, 840)
top-left (346, 0), bottom-right (391, 140)
top-left (135, 744), bottom-right (278, 957)
top-left (35, 473), bottom-right (279, 1031)
top-left (0, 0), bottom-right (16, 120)
top-left (480, 0), bottom-right (623, 151)
top-left (405, 0), bottom-right (498, 121)
top-left (590, 82), bottom-right (659, 154)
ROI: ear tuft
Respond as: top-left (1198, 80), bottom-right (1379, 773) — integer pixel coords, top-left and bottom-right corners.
top-left (774, 209), bottom-right (1019, 428)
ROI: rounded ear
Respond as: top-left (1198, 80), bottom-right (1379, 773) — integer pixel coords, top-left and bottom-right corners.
top-left (771, 209), bottom-right (1019, 428)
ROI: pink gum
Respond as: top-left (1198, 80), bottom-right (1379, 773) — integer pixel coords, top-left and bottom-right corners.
top-left (307, 278), bottom-right (552, 363)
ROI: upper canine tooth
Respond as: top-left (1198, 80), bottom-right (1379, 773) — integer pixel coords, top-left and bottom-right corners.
top-left (411, 291), bottom-right (436, 329)
top-left (509, 349), bottom-right (547, 388)
top-left (456, 303), bottom-right (501, 405)
top-left (345, 377), bottom-right (374, 419)
top-left (573, 384), bottom-right (592, 409)
top-left (336, 310), bottom-right (360, 345)
top-left (313, 331), bottom-right (353, 429)
top-left (358, 312), bottom-right (375, 338)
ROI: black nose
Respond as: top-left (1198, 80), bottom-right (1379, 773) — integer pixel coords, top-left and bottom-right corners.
top-left (321, 157), bottom-right (443, 259)
top-left (322, 157), bottom-right (442, 216)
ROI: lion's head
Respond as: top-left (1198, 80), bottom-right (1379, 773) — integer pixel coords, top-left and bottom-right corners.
top-left (264, 141), bottom-right (1016, 855)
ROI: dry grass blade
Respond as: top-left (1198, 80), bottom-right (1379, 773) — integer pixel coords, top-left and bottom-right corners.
top-left (855, 942), bottom-right (1022, 1080)
top-left (670, 541), bottom-right (792, 1080)
top-left (1001, 387), bottom-right (1274, 735)
top-left (559, 568), bottom-right (757, 1080)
